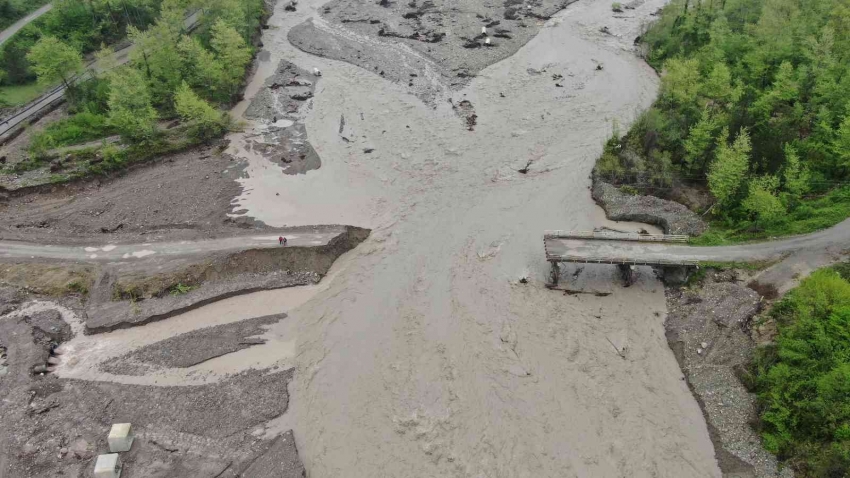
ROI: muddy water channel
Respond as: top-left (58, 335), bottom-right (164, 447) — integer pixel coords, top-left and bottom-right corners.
top-left (165, 0), bottom-right (722, 475)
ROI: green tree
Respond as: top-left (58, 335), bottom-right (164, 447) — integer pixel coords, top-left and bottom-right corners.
top-left (708, 128), bottom-right (751, 208)
top-left (660, 57), bottom-right (702, 107)
top-left (26, 37), bottom-right (83, 88)
top-left (210, 19), bottom-right (252, 98)
top-left (834, 114), bottom-right (850, 173)
top-left (177, 36), bottom-right (224, 100)
top-left (107, 66), bottom-right (158, 141)
top-left (782, 145), bottom-right (810, 201)
top-left (92, 43), bottom-right (116, 78)
top-left (173, 81), bottom-right (226, 139)
top-left (743, 175), bottom-right (785, 225)
top-left (683, 108), bottom-right (724, 173)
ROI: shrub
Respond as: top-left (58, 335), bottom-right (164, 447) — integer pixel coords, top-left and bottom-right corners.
top-left (174, 82), bottom-right (228, 141)
top-left (29, 111), bottom-right (112, 151)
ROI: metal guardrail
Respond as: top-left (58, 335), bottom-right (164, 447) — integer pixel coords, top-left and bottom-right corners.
top-left (543, 230), bottom-right (690, 243)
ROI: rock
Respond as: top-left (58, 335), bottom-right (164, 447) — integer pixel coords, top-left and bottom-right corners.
top-left (700, 342), bottom-right (708, 348)
top-left (290, 92), bottom-right (313, 101)
top-left (592, 181), bottom-right (707, 236)
top-left (27, 310), bottom-right (71, 345)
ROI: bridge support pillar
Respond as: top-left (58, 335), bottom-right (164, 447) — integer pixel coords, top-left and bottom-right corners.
top-left (618, 264), bottom-right (636, 287)
top-left (549, 261), bottom-right (560, 286)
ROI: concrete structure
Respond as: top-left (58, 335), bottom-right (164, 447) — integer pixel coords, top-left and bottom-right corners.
top-left (108, 423), bottom-right (134, 453)
top-left (94, 453), bottom-right (122, 478)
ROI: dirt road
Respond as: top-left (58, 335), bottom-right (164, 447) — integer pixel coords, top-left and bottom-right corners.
top-left (220, 0), bottom-right (724, 476)
top-left (0, 229), bottom-right (343, 261)
top-left (0, 3), bottom-right (52, 46)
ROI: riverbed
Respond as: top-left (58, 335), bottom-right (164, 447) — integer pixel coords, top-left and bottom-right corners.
top-left (224, 0), bottom-right (722, 475)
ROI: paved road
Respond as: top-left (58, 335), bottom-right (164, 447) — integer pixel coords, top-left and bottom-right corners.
top-left (0, 228), bottom-right (344, 262)
top-left (0, 3), bottom-right (52, 46)
top-left (0, 9), bottom-right (202, 137)
top-left (545, 218), bottom-right (850, 266)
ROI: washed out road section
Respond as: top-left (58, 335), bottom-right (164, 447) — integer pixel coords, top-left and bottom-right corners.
top-left (0, 228), bottom-right (344, 262)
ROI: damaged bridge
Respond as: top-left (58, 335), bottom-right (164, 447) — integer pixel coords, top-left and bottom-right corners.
top-left (544, 230), bottom-right (698, 286)
top-left (543, 219), bottom-right (850, 287)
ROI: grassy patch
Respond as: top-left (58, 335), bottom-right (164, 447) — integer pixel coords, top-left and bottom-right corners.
top-left (686, 260), bottom-right (775, 286)
top-left (0, 261), bottom-right (94, 297)
top-left (29, 111), bottom-right (114, 151)
top-left (690, 187), bottom-right (850, 246)
top-left (0, 81), bottom-right (53, 106)
top-left (168, 283), bottom-right (196, 296)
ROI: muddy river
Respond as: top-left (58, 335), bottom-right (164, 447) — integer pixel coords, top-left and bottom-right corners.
top-left (70, 0), bottom-right (723, 475)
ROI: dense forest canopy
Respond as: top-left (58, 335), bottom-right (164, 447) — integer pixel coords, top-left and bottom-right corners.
top-left (597, 0), bottom-right (850, 240)
top-left (2, 0), bottom-right (263, 172)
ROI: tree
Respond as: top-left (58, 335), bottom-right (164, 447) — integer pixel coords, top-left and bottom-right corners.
top-left (743, 175), bottom-right (785, 225)
top-left (174, 81), bottom-right (226, 139)
top-left (107, 66), bottom-right (158, 141)
top-left (92, 43), bottom-right (117, 78)
top-left (660, 57), bottom-right (701, 107)
top-left (177, 36), bottom-right (224, 99)
top-left (708, 128), bottom-right (751, 208)
top-left (210, 20), bottom-right (252, 98)
top-left (683, 108), bottom-right (724, 174)
top-left (26, 37), bottom-right (83, 88)
top-left (782, 145), bottom-right (810, 201)
top-left (834, 114), bottom-right (850, 173)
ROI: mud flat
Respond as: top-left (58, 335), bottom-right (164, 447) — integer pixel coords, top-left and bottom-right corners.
top-left (0, 141), bottom-right (257, 244)
top-left (288, 0), bottom-right (579, 102)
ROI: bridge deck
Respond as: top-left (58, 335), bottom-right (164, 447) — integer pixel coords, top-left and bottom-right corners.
top-left (544, 231), bottom-right (700, 267)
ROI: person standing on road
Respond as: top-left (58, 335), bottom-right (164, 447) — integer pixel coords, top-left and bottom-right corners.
top-left (279, 236), bottom-right (284, 245)
top-left (283, 236), bottom-right (288, 246)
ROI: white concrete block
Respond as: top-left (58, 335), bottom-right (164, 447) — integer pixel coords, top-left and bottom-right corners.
top-left (108, 423), bottom-right (134, 453)
top-left (94, 453), bottom-right (122, 478)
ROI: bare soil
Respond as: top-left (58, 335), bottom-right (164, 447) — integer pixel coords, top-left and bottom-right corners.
top-left (665, 271), bottom-right (792, 478)
top-left (0, 141), bottom-right (264, 245)
top-left (0, 291), bottom-right (306, 478)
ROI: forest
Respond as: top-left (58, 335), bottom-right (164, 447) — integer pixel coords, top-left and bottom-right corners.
top-left (754, 263), bottom-right (850, 476)
top-left (596, 0), bottom-right (850, 243)
top-left (0, 0), bottom-right (264, 176)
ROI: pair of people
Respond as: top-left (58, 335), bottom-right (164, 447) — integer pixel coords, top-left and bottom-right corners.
top-left (278, 236), bottom-right (288, 246)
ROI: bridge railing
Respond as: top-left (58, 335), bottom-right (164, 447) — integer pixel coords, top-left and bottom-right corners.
top-left (544, 253), bottom-right (700, 266)
top-left (543, 230), bottom-right (690, 243)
